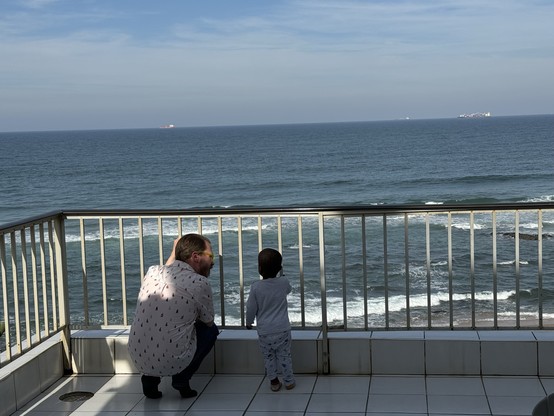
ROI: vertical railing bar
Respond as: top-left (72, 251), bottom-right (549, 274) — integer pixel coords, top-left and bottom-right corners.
top-left (277, 215), bottom-right (283, 254)
top-left (318, 213), bottom-right (329, 373)
top-left (47, 222), bottom-right (58, 329)
top-left (448, 213), bottom-right (453, 329)
top-left (177, 215), bottom-right (183, 237)
top-left (492, 211), bottom-right (498, 329)
top-left (425, 214), bottom-right (432, 329)
top-left (39, 223), bottom-right (49, 336)
top-left (79, 218), bottom-right (90, 326)
top-left (53, 215), bottom-right (71, 373)
top-left (236, 216), bottom-right (244, 329)
top-left (298, 215), bottom-right (305, 327)
top-left (1, 235), bottom-right (11, 360)
top-left (515, 210), bottom-right (520, 328)
top-left (30, 225), bottom-right (41, 341)
top-left (246, 215), bottom-right (254, 323)
top-left (20, 229), bottom-right (32, 349)
top-left (10, 233), bottom-right (21, 354)
top-left (404, 213), bottom-right (410, 329)
top-left (538, 210), bottom-right (543, 328)
top-left (258, 215), bottom-right (263, 252)
top-left (361, 215), bottom-right (368, 330)
top-left (197, 216), bottom-right (203, 235)
top-left (158, 217), bottom-right (164, 265)
top-left (119, 217), bottom-right (128, 326)
top-left (340, 216), bottom-right (347, 329)
top-left (237, 217), bottom-right (245, 325)
top-left (217, 217), bottom-right (226, 326)
top-left (383, 215), bottom-right (389, 329)
top-left (470, 212), bottom-right (476, 329)
top-left (99, 218), bottom-right (108, 326)
top-left (138, 217), bottom-right (145, 281)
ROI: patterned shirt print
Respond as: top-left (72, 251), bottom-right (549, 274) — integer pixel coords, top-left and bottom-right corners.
top-left (128, 260), bottom-right (214, 376)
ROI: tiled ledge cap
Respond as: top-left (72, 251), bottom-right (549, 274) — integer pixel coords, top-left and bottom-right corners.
top-left (69, 329), bottom-right (548, 341)
top-left (70, 328), bottom-right (323, 340)
top-left (0, 333), bottom-right (62, 378)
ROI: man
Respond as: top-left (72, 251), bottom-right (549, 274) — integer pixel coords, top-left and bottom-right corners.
top-left (128, 233), bottom-right (218, 399)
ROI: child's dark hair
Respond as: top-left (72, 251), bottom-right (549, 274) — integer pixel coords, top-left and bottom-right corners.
top-left (258, 248), bottom-right (282, 279)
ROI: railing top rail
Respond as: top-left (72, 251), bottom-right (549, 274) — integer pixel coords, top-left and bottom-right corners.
top-left (61, 202), bottom-right (554, 218)
top-left (3, 202), bottom-right (554, 233)
top-left (0, 210), bottom-right (64, 235)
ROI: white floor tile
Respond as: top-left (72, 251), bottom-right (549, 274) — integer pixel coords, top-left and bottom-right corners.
top-left (428, 414), bottom-right (490, 416)
top-left (73, 392), bottom-right (144, 412)
top-left (427, 376), bottom-right (486, 396)
top-left (427, 394), bottom-right (490, 414)
top-left (57, 375), bottom-right (113, 392)
top-left (96, 374), bottom-right (143, 394)
top-left (307, 393), bottom-right (368, 413)
top-left (367, 393), bottom-right (427, 413)
top-left (247, 412), bottom-right (305, 416)
top-left (185, 411), bottom-right (244, 416)
top-left (11, 411), bottom-right (73, 416)
top-left (189, 393), bottom-right (254, 411)
top-left (488, 395), bottom-right (544, 415)
top-left (129, 391), bottom-right (195, 412)
top-left (127, 411), bottom-right (187, 416)
top-left (483, 377), bottom-right (546, 396)
top-left (313, 375), bottom-right (371, 394)
top-left (203, 374), bottom-right (264, 394)
top-left (368, 414), bottom-right (426, 416)
top-left (540, 377), bottom-right (554, 394)
top-left (248, 392), bottom-right (311, 412)
top-left (370, 376), bottom-right (426, 395)
top-left (305, 413), bottom-right (365, 416)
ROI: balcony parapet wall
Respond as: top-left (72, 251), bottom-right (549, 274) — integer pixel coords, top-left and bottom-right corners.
top-left (69, 329), bottom-right (554, 376)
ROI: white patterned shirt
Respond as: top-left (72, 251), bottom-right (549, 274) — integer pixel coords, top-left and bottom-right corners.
top-left (128, 260), bottom-right (214, 376)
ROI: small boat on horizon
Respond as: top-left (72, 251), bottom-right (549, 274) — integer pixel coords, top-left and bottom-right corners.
top-left (160, 124), bottom-right (176, 129)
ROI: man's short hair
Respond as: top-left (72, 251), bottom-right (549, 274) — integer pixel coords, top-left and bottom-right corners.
top-left (174, 233), bottom-right (211, 262)
top-left (258, 248), bottom-right (282, 278)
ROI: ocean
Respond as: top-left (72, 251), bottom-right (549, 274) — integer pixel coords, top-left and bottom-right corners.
top-left (1, 114), bottom-right (554, 327)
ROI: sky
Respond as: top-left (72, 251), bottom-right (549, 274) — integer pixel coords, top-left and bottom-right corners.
top-left (1, 0), bottom-right (553, 132)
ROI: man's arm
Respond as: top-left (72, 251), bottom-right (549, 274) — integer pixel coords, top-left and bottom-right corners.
top-left (165, 237), bottom-right (180, 265)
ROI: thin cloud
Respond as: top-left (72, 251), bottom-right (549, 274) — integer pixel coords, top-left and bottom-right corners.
top-left (17, 0), bottom-right (62, 9)
top-left (1, 0), bottom-right (553, 131)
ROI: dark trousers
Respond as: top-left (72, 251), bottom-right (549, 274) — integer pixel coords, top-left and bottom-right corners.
top-left (142, 321), bottom-right (219, 391)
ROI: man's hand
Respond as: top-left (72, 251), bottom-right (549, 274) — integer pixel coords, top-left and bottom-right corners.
top-left (165, 237), bottom-right (180, 265)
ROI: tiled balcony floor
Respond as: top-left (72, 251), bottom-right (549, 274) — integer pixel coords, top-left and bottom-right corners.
top-left (12, 373), bottom-right (552, 415)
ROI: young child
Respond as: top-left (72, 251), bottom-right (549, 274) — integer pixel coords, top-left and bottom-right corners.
top-left (246, 248), bottom-right (295, 391)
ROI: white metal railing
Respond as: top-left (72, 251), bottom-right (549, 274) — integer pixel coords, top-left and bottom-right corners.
top-left (0, 212), bottom-right (70, 369)
top-left (1, 203), bottom-right (554, 369)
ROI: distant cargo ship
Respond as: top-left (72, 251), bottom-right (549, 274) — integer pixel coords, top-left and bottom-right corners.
top-left (160, 124), bottom-right (175, 129)
top-left (458, 112), bottom-right (491, 118)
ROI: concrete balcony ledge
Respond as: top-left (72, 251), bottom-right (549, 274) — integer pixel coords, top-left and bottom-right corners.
top-left (67, 328), bottom-right (554, 377)
top-left (0, 334), bottom-right (64, 416)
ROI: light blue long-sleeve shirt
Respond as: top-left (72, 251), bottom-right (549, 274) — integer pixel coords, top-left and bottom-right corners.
top-left (246, 276), bottom-right (292, 336)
